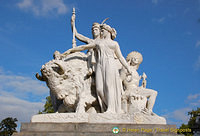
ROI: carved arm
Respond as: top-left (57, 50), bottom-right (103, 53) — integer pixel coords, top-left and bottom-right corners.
top-left (114, 42), bottom-right (131, 74)
top-left (62, 42), bottom-right (96, 57)
top-left (71, 12), bottom-right (92, 44)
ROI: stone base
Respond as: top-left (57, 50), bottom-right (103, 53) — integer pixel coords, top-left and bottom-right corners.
top-left (13, 123), bottom-right (183, 136)
top-left (31, 112), bottom-right (166, 124)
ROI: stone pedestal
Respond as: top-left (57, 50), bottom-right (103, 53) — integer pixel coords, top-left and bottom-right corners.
top-left (13, 123), bottom-right (183, 136)
top-left (30, 113), bottom-right (166, 124)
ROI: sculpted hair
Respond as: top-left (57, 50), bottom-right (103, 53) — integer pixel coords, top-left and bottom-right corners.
top-left (101, 24), bottom-right (117, 40)
top-left (126, 51), bottom-right (143, 64)
top-left (92, 22), bottom-right (100, 29)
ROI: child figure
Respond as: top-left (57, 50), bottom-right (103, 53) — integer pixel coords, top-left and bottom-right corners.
top-left (121, 51), bottom-right (157, 115)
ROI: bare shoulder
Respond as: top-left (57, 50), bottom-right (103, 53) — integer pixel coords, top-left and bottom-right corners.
top-left (112, 40), bottom-right (119, 45)
top-left (108, 40), bottom-right (118, 46)
top-left (112, 40), bottom-right (120, 48)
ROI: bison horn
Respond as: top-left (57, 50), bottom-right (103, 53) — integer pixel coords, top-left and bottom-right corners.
top-left (35, 73), bottom-right (45, 81)
top-left (54, 62), bottom-right (65, 75)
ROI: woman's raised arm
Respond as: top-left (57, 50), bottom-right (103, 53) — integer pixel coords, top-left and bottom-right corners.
top-left (114, 42), bottom-right (131, 74)
top-left (62, 42), bottom-right (96, 57)
top-left (71, 13), bottom-right (92, 44)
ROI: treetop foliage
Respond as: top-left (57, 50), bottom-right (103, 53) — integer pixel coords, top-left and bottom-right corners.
top-left (38, 96), bottom-right (54, 114)
top-left (0, 117), bottom-right (18, 136)
top-left (179, 107), bottom-right (200, 136)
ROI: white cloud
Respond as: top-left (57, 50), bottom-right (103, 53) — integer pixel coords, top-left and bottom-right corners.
top-left (163, 93), bottom-right (200, 126)
top-left (17, 0), bottom-right (68, 16)
top-left (187, 93), bottom-right (200, 106)
top-left (0, 66), bottom-right (48, 96)
top-left (0, 74), bottom-right (48, 96)
top-left (152, 17), bottom-right (166, 24)
top-left (172, 108), bottom-right (191, 122)
top-left (152, 0), bottom-right (158, 4)
top-left (195, 41), bottom-right (200, 48)
top-left (190, 102), bottom-right (200, 106)
top-left (158, 17), bottom-right (165, 23)
top-left (164, 107), bottom-right (191, 126)
top-left (0, 68), bottom-right (48, 130)
top-left (0, 66), bottom-right (3, 74)
top-left (194, 56), bottom-right (200, 71)
top-left (187, 93), bottom-right (200, 100)
top-left (0, 95), bottom-right (43, 122)
top-left (184, 32), bottom-right (192, 36)
top-left (194, 41), bottom-right (200, 71)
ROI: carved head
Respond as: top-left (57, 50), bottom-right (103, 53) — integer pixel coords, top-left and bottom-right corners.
top-left (126, 51), bottom-right (143, 69)
top-left (92, 22), bottom-right (100, 39)
top-left (100, 24), bottom-right (117, 40)
top-left (53, 51), bottom-right (62, 60)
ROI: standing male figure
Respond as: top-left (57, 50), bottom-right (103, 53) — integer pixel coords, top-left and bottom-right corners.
top-left (71, 13), bottom-right (101, 74)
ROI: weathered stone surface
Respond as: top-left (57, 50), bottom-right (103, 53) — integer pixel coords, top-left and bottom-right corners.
top-left (31, 112), bottom-right (166, 124)
top-left (13, 123), bottom-right (183, 136)
top-left (34, 8), bottom-right (167, 125)
top-left (13, 132), bottom-right (183, 136)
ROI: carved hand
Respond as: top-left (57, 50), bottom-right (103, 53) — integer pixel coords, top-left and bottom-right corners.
top-left (53, 51), bottom-right (62, 60)
top-left (126, 72), bottom-right (133, 82)
top-left (63, 49), bottom-right (72, 57)
top-left (71, 13), bottom-right (76, 23)
top-left (127, 67), bottom-right (132, 75)
top-left (60, 54), bottom-right (66, 59)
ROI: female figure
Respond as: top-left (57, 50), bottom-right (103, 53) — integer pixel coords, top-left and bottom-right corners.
top-left (61, 24), bottom-right (131, 113)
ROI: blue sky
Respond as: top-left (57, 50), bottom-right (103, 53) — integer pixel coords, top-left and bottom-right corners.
top-left (0, 0), bottom-right (200, 130)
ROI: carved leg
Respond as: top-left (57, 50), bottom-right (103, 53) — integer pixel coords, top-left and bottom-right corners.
top-left (121, 98), bottom-right (128, 113)
top-left (146, 91), bottom-right (157, 111)
top-left (139, 88), bottom-right (157, 115)
top-left (95, 65), bottom-right (106, 113)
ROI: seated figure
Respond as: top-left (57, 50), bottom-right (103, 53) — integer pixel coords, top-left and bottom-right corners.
top-left (120, 51), bottom-right (157, 115)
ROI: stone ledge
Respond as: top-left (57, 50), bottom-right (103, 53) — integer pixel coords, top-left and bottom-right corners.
top-left (21, 123), bottom-right (175, 133)
top-left (13, 132), bottom-right (183, 136)
top-left (31, 113), bottom-right (166, 124)
top-left (12, 122), bottom-right (185, 136)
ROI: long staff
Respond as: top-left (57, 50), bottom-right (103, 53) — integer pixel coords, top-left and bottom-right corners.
top-left (72, 8), bottom-right (76, 48)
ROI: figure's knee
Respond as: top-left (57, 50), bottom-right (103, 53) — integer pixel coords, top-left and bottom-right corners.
top-left (147, 89), bottom-right (157, 97)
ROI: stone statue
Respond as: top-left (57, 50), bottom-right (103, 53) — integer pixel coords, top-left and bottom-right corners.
top-left (36, 52), bottom-right (98, 113)
top-left (33, 8), bottom-right (166, 124)
top-left (141, 72), bottom-right (147, 88)
top-left (71, 9), bottom-right (100, 75)
top-left (60, 23), bottom-right (131, 114)
top-left (120, 51), bottom-right (157, 115)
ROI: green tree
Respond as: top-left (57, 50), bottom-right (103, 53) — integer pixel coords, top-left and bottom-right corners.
top-left (179, 107), bottom-right (200, 136)
top-left (0, 117), bottom-right (18, 136)
top-left (38, 96), bottom-right (54, 114)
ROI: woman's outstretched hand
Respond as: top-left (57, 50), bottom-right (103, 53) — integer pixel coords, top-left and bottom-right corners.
top-left (53, 50), bottom-right (71, 60)
top-left (126, 70), bottom-right (133, 82)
